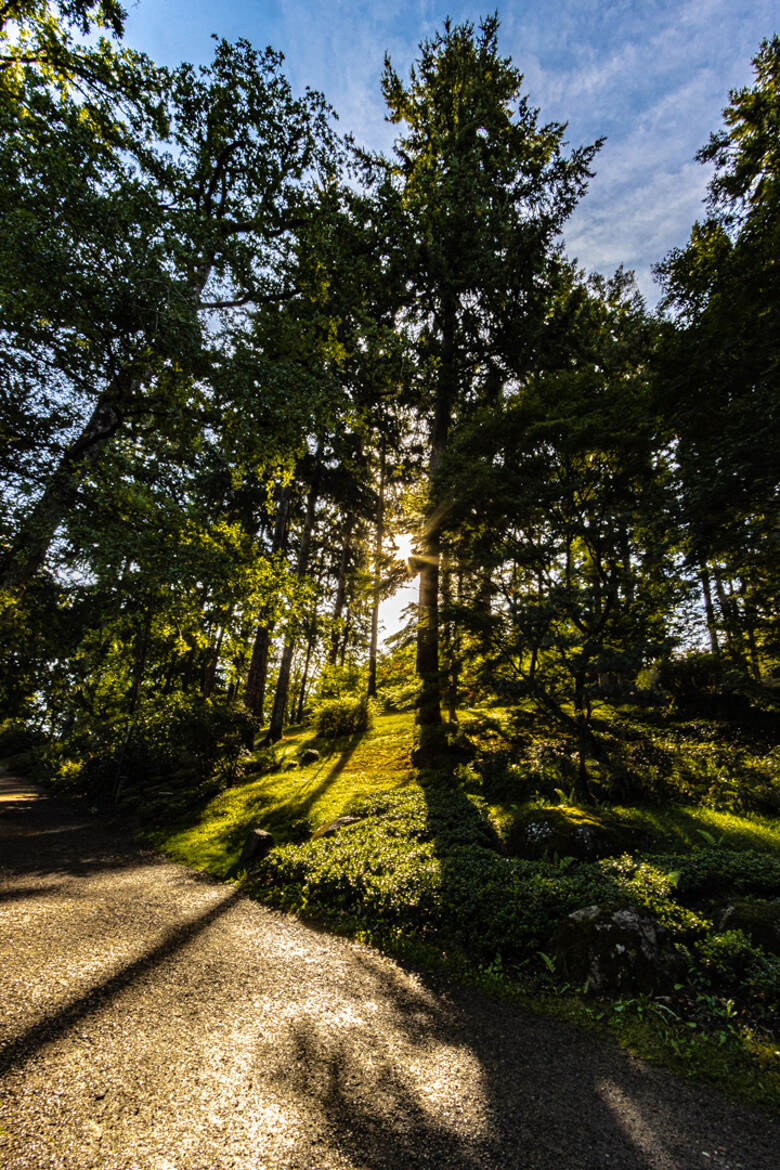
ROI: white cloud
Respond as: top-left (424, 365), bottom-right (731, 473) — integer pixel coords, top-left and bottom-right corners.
top-left (124, 0), bottom-right (777, 303)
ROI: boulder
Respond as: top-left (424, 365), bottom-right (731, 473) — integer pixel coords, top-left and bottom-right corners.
top-left (239, 828), bottom-right (275, 866)
top-left (717, 899), bottom-right (780, 954)
top-left (507, 807), bottom-right (646, 861)
top-left (312, 815), bottom-right (361, 840)
top-left (549, 904), bottom-right (683, 994)
top-left (284, 760), bottom-right (299, 771)
top-left (299, 748), bottom-right (320, 765)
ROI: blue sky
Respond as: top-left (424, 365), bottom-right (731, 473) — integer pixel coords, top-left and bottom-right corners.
top-left (124, 1), bottom-right (777, 304)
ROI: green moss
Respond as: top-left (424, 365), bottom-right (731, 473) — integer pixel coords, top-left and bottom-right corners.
top-left (145, 712), bottom-right (414, 876)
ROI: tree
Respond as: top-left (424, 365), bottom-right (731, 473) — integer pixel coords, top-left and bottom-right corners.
top-left (381, 15), bottom-right (601, 756)
top-left (0, 35), bottom-right (336, 597)
top-left (656, 36), bottom-right (780, 678)
top-left (444, 271), bottom-right (675, 797)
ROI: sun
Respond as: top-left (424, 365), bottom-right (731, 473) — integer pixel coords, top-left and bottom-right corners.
top-left (393, 533), bottom-right (415, 561)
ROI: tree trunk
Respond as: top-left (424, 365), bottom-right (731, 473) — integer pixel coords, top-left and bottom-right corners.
top-left (339, 606), bottom-right (351, 665)
top-left (573, 666), bottom-right (591, 803)
top-left (415, 298), bottom-right (456, 755)
top-left (267, 462), bottom-right (320, 742)
top-left (367, 445), bottom-right (385, 700)
top-left (330, 517), bottom-right (354, 664)
top-left (1, 371), bottom-right (140, 595)
top-left (295, 623), bottom-right (316, 723)
top-left (700, 566), bottom-right (721, 656)
top-left (713, 566), bottom-right (748, 669)
top-left (440, 551), bottom-right (459, 723)
top-left (244, 485), bottom-right (291, 717)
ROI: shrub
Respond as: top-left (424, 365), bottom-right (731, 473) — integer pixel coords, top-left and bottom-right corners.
top-left (239, 744), bottom-right (279, 778)
top-left (659, 848), bottom-right (780, 902)
top-left (0, 721), bottom-right (45, 761)
top-left (695, 930), bottom-right (779, 1022)
top-left (659, 652), bottom-right (752, 719)
top-left (73, 696), bottom-right (258, 805)
top-left (314, 694), bottom-right (375, 739)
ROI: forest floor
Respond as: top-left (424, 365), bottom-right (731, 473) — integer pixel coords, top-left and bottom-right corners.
top-left (1, 768), bottom-right (779, 1170)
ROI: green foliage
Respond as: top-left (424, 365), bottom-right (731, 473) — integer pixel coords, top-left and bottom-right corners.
top-left (314, 694), bottom-right (375, 739)
top-left (57, 696), bottom-right (257, 807)
top-left (314, 661), bottom-right (367, 701)
top-left (655, 37), bottom-right (780, 678)
top-left (697, 929), bottom-right (777, 991)
top-left (662, 848), bottom-right (780, 901)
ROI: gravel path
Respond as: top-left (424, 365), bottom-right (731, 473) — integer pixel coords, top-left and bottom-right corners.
top-left (1, 771), bottom-right (777, 1170)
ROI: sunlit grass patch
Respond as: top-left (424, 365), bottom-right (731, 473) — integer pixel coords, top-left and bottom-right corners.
top-left (148, 712), bottom-right (414, 876)
top-left (612, 804), bottom-right (780, 855)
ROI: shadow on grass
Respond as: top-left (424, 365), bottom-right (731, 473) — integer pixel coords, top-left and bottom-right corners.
top-left (258, 730), bottom-right (365, 841)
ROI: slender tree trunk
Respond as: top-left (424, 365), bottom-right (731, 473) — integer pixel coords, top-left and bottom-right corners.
top-left (269, 639), bottom-right (298, 742)
top-left (619, 520), bottom-right (634, 604)
top-left (713, 566), bottom-right (748, 669)
top-left (330, 517), bottom-right (354, 664)
top-left (738, 578), bottom-right (761, 679)
top-left (573, 666), bottom-right (591, 803)
top-left (415, 298), bottom-right (456, 754)
top-left (267, 461), bottom-right (321, 742)
top-left (295, 622), bottom-right (316, 723)
top-left (339, 606), bottom-right (351, 665)
top-left (440, 551), bottom-right (459, 723)
top-left (700, 566), bottom-right (721, 656)
top-left (367, 446), bottom-right (385, 700)
top-left (244, 485), bottom-right (291, 717)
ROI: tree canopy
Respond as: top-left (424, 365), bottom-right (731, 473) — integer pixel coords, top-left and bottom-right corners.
top-left (0, 9), bottom-right (777, 784)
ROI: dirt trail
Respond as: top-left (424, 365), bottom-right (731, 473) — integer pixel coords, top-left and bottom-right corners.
top-left (0, 771), bottom-right (777, 1170)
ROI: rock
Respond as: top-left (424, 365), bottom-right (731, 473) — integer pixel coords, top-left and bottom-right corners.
top-left (717, 899), bottom-right (780, 954)
top-left (312, 815), bottom-right (361, 840)
top-left (241, 751), bottom-right (278, 778)
top-left (284, 760), bottom-right (299, 771)
top-left (549, 904), bottom-right (683, 994)
top-left (239, 828), bottom-right (275, 866)
top-left (299, 749), bottom-right (320, 765)
top-left (507, 807), bottom-right (646, 861)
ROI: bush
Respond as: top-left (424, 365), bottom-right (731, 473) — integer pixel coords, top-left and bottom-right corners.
top-left (0, 721), bottom-right (45, 760)
top-left (659, 848), bottom-right (780, 902)
top-left (73, 696), bottom-right (258, 805)
top-left (240, 745), bottom-right (279, 778)
top-left (659, 652), bottom-right (752, 718)
top-left (250, 788), bottom-right (692, 965)
top-left (243, 786), bottom-right (778, 1021)
top-left (695, 930), bottom-right (779, 1022)
top-left (314, 694), bottom-right (375, 739)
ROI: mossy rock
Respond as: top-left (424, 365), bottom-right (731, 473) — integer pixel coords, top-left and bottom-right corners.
top-left (716, 899), bottom-right (780, 954)
top-left (505, 806), bottom-right (647, 861)
top-left (550, 903), bottom-right (684, 994)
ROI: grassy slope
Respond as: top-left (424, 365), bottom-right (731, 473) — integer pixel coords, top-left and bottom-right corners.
top-left (147, 712), bottom-right (414, 876)
top-left (150, 711), bottom-right (780, 870)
